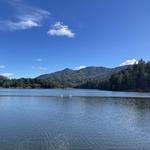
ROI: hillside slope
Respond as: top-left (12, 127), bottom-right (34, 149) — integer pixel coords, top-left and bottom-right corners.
top-left (36, 66), bottom-right (127, 87)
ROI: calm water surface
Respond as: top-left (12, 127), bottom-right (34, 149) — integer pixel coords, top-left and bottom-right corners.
top-left (0, 89), bottom-right (150, 150)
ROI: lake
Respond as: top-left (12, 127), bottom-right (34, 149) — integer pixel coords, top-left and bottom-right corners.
top-left (0, 89), bottom-right (150, 150)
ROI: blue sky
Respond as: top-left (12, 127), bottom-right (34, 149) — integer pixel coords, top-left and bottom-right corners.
top-left (0, 0), bottom-right (150, 78)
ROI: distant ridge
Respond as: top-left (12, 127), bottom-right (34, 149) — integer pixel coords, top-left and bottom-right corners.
top-left (0, 66), bottom-right (128, 88)
top-left (1, 60), bottom-right (149, 92)
top-left (36, 66), bottom-right (128, 87)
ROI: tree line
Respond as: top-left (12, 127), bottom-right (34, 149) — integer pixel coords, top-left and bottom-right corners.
top-left (0, 59), bottom-right (150, 91)
top-left (0, 78), bottom-right (58, 89)
top-left (79, 59), bottom-right (150, 92)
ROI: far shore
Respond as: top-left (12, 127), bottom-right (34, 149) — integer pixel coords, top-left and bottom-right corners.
top-left (0, 87), bottom-right (150, 93)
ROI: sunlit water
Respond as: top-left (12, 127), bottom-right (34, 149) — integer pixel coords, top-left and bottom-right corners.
top-left (0, 89), bottom-right (150, 150)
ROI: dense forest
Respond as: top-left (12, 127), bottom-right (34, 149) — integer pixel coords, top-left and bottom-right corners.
top-left (80, 60), bottom-right (150, 92)
top-left (0, 60), bottom-right (150, 92)
top-left (0, 77), bottom-right (59, 89)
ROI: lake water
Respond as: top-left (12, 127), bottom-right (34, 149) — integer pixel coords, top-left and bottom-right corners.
top-left (0, 89), bottom-right (150, 150)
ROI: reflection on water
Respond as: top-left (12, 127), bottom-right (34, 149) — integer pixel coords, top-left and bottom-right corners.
top-left (0, 89), bottom-right (150, 150)
top-left (0, 88), bottom-right (150, 98)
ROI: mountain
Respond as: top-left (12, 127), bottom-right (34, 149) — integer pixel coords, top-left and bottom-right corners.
top-left (36, 66), bottom-right (128, 87)
top-left (1, 60), bottom-right (149, 91)
top-left (0, 65), bottom-right (128, 88)
top-left (1, 60), bottom-right (149, 92)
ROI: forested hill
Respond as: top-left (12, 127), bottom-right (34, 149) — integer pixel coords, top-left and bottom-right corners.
top-left (36, 66), bottom-right (127, 87)
top-left (0, 60), bottom-right (150, 92)
top-left (79, 60), bottom-right (150, 92)
top-left (0, 66), bottom-right (127, 88)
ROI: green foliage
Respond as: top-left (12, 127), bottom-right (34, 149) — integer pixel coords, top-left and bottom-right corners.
top-left (0, 78), bottom-right (58, 89)
top-left (0, 60), bottom-right (149, 91)
top-left (81, 59), bottom-right (150, 92)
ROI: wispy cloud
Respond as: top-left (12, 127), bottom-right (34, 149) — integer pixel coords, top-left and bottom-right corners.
top-left (0, 65), bottom-right (6, 69)
top-left (120, 59), bottom-right (138, 66)
top-left (32, 66), bottom-right (47, 71)
top-left (75, 65), bottom-right (86, 70)
top-left (35, 58), bottom-right (42, 62)
top-left (0, 0), bottom-right (50, 31)
top-left (47, 22), bottom-right (75, 38)
top-left (1, 73), bottom-right (14, 78)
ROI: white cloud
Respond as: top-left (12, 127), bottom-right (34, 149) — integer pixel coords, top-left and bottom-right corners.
top-left (75, 65), bottom-right (86, 70)
top-left (35, 58), bottom-right (42, 62)
top-left (0, 0), bottom-right (50, 31)
top-left (0, 65), bottom-right (6, 69)
top-left (120, 59), bottom-right (138, 66)
top-left (3, 19), bottom-right (40, 31)
top-left (1, 73), bottom-right (14, 78)
top-left (47, 22), bottom-right (75, 38)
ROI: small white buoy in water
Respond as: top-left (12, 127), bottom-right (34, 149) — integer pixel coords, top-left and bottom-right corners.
top-left (60, 94), bottom-right (63, 98)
